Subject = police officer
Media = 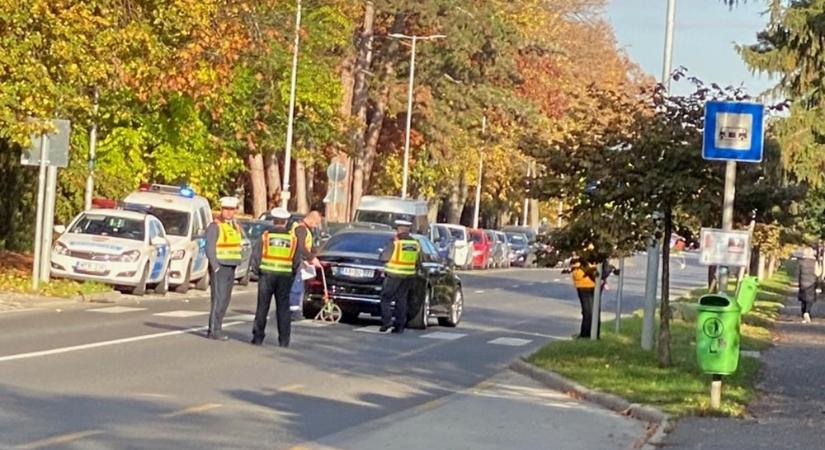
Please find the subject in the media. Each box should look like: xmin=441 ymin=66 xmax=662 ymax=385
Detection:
xmin=251 ymin=208 xmax=296 ymax=347
xmin=379 ymin=219 xmax=421 ymax=334
xmin=205 ymin=197 xmax=242 ymax=341
xmin=288 ymin=210 xmax=322 ymax=319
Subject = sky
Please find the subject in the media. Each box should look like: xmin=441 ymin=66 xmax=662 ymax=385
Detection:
xmin=606 ymin=0 xmax=776 ymax=96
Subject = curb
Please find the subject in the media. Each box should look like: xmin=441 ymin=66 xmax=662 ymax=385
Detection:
xmin=510 ymin=358 xmax=671 ymax=449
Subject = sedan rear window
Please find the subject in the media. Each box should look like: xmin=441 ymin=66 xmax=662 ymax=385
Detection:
xmin=71 ymin=214 xmax=145 ymax=241
xmin=449 ymin=228 xmax=466 ymax=241
xmin=322 ymin=233 xmax=393 ymax=255
xmin=470 ymin=231 xmax=483 ymax=243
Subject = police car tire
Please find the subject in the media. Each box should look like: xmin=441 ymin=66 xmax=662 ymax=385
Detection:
xmin=132 ymin=264 xmax=149 ymax=296
xmin=175 ymin=264 xmax=192 ymax=294
xmin=155 ymin=269 xmax=169 ymax=295
xmin=194 ymin=270 xmax=208 ymax=291
xmin=238 ymin=268 xmax=251 ymax=286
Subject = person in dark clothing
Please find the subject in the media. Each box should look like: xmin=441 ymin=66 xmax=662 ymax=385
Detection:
xmin=378 ymin=220 xmax=421 ymax=334
xmin=570 ymin=257 xmax=598 ymax=338
xmin=205 ymin=197 xmax=242 ymax=341
xmin=797 ymin=246 xmax=818 ymax=323
xmin=288 ymin=211 xmax=322 ymax=318
xmin=251 ymin=208 xmax=295 ymax=347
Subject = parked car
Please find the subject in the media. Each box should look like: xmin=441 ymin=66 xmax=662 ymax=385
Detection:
xmin=469 ymin=229 xmax=493 ymax=269
xmin=505 ymin=232 xmax=534 ymax=267
xmin=353 ymin=195 xmax=430 ymax=234
xmin=429 ymin=224 xmax=456 ymax=263
xmin=486 ymin=230 xmax=509 ymax=268
xmin=124 ymin=183 xmax=213 ymax=293
xmin=501 ymin=226 xmax=537 ymax=244
xmin=303 ymin=230 xmax=464 ymax=329
xmin=51 ymin=208 xmax=172 ymax=296
xmin=439 ymin=224 xmax=472 ymax=269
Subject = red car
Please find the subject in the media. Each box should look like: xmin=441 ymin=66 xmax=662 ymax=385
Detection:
xmin=469 ymin=229 xmax=492 ymax=269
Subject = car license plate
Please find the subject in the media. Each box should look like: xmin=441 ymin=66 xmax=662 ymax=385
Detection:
xmin=76 ymin=261 xmax=106 ymax=274
xmin=337 ymin=267 xmax=374 ymax=279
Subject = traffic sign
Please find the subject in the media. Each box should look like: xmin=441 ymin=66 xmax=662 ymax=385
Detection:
xmin=702 ymin=101 xmax=764 ymax=163
xmin=21 ymin=119 xmax=71 ymax=168
xmin=327 ymin=161 xmax=347 ymax=182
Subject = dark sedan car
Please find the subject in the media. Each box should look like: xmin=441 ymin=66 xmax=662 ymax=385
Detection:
xmin=303 ymin=230 xmax=464 ymax=329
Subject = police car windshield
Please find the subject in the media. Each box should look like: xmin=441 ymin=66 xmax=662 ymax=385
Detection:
xmin=322 ymin=232 xmax=392 ymax=256
xmin=151 ymin=208 xmax=190 ymax=237
xmin=71 ymin=214 xmax=145 ymax=241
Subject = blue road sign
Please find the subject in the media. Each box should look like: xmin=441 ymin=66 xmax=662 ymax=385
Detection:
xmin=702 ymin=101 xmax=765 ymax=163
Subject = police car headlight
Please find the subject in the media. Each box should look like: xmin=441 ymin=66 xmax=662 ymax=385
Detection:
xmin=54 ymin=242 xmax=69 ymax=255
xmin=117 ymin=250 xmax=141 ymax=262
xmin=171 ymin=249 xmax=186 ymax=260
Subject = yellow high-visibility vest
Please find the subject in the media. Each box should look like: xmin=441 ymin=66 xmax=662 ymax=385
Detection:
xmin=385 ymin=239 xmax=419 ymax=277
xmin=291 ymin=221 xmax=313 ymax=251
xmin=216 ymin=221 xmax=242 ymax=265
xmin=260 ymin=231 xmax=296 ymax=274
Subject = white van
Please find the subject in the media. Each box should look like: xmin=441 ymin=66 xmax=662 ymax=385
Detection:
xmin=438 ymin=223 xmax=472 ymax=269
xmin=123 ymin=184 xmax=215 ymax=293
xmin=354 ymin=196 xmax=429 ymax=234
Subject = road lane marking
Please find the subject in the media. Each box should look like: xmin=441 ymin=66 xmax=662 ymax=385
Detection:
xmin=225 ymin=314 xmax=256 ymax=321
xmin=17 ymin=430 xmax=104 ymax=449
xmin=0 ymin=321 xmax=244 ymax=363
xmin=153 ymin=310 xmax=209 ymax=318
xmin=87 ymin=306 xmax=147 ymax=314
xmin=279 ymin=384 xmax=305 ymax=392
xmin=488 ymin=337 xmax=532 ymax=346
xmin=354 ymin=326 xmax=385 ymax=334
xmin=293 ymin=320 xmax=332 ymax=328
xmin=474 ymin=290 xmax=486 ymax=294
xmin=161 ymin=403 xmax=223 ymax=418
xmin=421 ymin=331 xmax=466 ymax=341
xmin=511 ymin=284 xmax=521 ymax=288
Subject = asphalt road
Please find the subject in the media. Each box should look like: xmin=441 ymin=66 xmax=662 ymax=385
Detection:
xmin=0 ymin=253 xmax=704 ymax=449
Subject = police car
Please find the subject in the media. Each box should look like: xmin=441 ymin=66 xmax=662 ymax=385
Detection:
xmin=51 ymin=209 xmax=172 ymax=295
xmin=124 ymin=184 xmax=252 ymax=292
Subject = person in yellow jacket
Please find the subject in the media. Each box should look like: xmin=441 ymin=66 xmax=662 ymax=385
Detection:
xmin=571 ymin=257 xmax=598 ymax=338
xmin=205 ymin=197 xmax=243 ymax=341
xmin=378 ymin=220 xmax=421 ymax=334
xmin=251 ymin=208 xmax=296 ymax=347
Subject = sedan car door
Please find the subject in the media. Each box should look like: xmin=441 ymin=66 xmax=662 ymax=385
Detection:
xmin=147 ymin=218 xmax=170 ymax=282
xmin=415 ymin=237 xmax=452 ymax=315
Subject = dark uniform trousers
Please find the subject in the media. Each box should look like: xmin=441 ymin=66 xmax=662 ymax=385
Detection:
xmin=381 ymin=275 xmax=413 ymax=330
xmin=209 ymin=266 xmax=237 ymax=335
xmin=576 ymin=288 xmax=600 ymax=338
xmin=253 ymin=272 xmax=294 ymax=345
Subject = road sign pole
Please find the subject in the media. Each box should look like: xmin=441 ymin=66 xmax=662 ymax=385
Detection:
xmin=717 ymin=161 xmax=737 ymax=293
xmin=84 ymin=87 xmax=99 ymax=211
xmin=40 ymin=166 xmax=58 ymax=282
xmin=642 ymin=241 xmax=659 ymax=350
xmin=590 ymin=264 xmax=603 ymax=340
xmin=32 ymin=134 xmax=49 ymax=290
xmin=615 ymin=257 xmax=625 ymax=333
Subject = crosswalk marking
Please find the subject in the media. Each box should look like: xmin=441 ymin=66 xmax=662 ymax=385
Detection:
xmin=474 ymin=290 xmax=486 ymax=294
xmin=488 ymin=337 xmax=532 ymax=347
xmin=225 ymin=314 xmax=256 ymax=321
xmin=153 ymin=310 xmax=209 ymax=318
xmin=293 ymin=320 xmax=332 ymax=328
xmin=354 ymin=326 xmax=386 ymax=334
xmin=87 ymin=306 xmax=147 ymax=314
xmin=421 ymin=331 xmax=467 ymax=341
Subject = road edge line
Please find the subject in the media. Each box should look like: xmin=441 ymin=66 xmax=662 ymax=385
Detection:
xmin=509 ymin=357 xmax=671 ymax=450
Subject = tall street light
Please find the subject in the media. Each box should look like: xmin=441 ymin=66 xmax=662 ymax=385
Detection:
xmin=281 ymin=0 xmax=302 ymax=209
xmin=388 ymin=33 xmax=446 ymax=199
xmin=472 ymin=116 xmax=486 ymax=229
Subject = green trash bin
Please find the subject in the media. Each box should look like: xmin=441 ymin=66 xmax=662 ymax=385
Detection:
xmin=736 ymin=276 xmax=759 ymax=315
xmin=696 ymin=294 xmax=741 ymax=375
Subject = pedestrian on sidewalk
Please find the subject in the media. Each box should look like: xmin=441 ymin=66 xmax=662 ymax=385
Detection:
xmin=205 ymin=197 xmax=242 ymax=341
xmin=796 ymin=246 xmax=818 ymax=323
xmin=251 ymin=208 xmax=296 ymax=347
xmin=378 ymin=220 xmax=421 ymax=334
xmin=571 ymin=257 xmax=598 ymax=338
xmin=288 ymin=211 xmax=322 ymax=319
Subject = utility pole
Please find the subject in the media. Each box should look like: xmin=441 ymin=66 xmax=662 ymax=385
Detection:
xmin=84 ymin=87 xmax=99 ymax=211
xmin=472 ymin=116 xmax=486 ymax=229
xmin=281 ymin=0 xmax=302 ymax=210
xmin=643 ymin=0 xmax=676 ymax=351
xmin=390 ymin=33 xmax=445 ymax=199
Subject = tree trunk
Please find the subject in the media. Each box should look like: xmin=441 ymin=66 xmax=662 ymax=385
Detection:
xmin=757 ymin=251 xmax=766 ymax=281
xmin=295 ymin=159 xmax=309 ymax=214
xmin=658 ymin=207 xmax=673 ymax=367
xmin=265 ymin=152 xmax=281 ymax=207
xmin=530 ymin=199 xmax=540 ymax=229
xmin=447 ymin=172 xmax=469 ymax=224
xmin=349 ymin=2 xmax=376 ymax=214
xmin=247 ymin=153 xmax=267 ymax=218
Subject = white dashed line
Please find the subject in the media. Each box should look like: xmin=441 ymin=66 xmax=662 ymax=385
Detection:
xmin=354 ymin=326 xmax=386 ymax=334
xmin=293 ymin=320 xmax=332 ymax=328
xmin=421 ymin=331 xmax=467 ymax=341
xmin=225 ymin=314 xmax=256 ymax=321
xmin=153 ymin=310 xmax=209 ymax=318
xmin=511 ymin=284 xmax=521 ymax=288
xmin=474 ymin=290 xmax=486 ymax=294
xmin=488 ymin=337 xmax=532 ymax=347
xmin=87 ymin=306 xmax=147 ymax=314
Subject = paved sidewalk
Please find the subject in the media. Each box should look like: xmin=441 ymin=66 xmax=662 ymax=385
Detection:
xmin=305 ymin=370 xmax=647 ymax=450
xmin=664 ymin=300 xmax=825 ymax=450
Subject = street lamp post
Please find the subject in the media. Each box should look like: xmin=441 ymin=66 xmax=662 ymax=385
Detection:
xmin=389 ymin=33 xmax=446 ymax=199
xmin=472 ymin=116 xmax=486 ymax=229
xmin=281 ymin=0 xmax=302 ymax=209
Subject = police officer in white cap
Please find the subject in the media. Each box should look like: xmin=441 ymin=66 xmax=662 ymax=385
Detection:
xmin=378 ymin=219 xmax=421 ymax=334
xmin=205 ymin=196 xmax=242 ymax=340
xmin=250 ymin=208 xmax=296 ymax=347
